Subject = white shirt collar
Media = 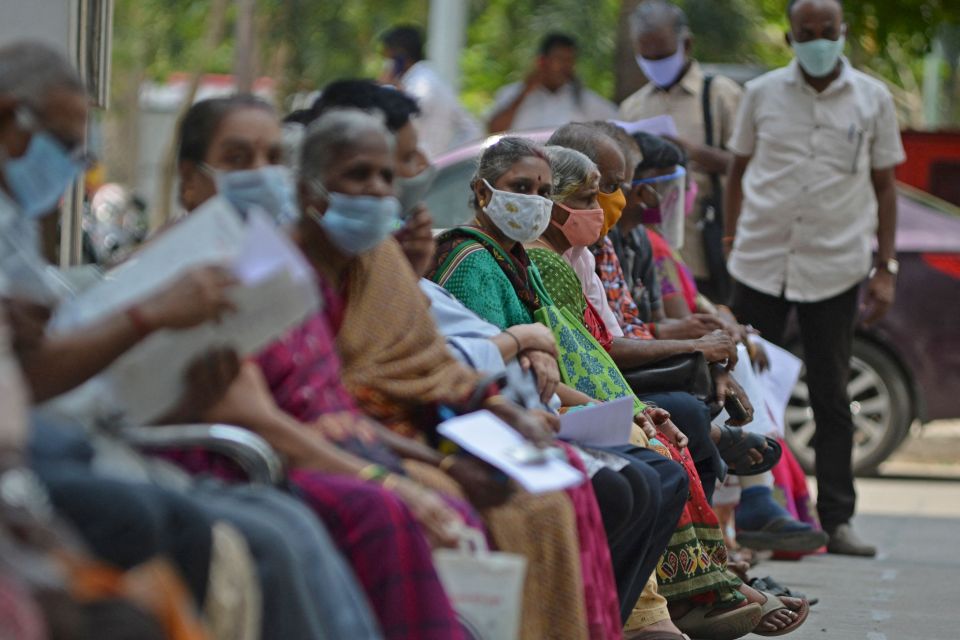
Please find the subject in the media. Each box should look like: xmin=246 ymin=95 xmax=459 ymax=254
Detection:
xmin=786 ymin=57 xmax=853 ymax=95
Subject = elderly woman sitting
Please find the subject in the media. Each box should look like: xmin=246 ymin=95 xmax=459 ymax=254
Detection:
xmin=287 ymin=108 xmax=626 ymax=640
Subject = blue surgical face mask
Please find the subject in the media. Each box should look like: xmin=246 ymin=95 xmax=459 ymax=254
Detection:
xmin=307 ymin=185 xmax=401 ymax=256
xmin=2 ymin=109 xmax=84 ymax=219
xmin=792 ymin=33 xmax=845 ymax=78
xmin=204 ymin=164 xmax=298 ymax=225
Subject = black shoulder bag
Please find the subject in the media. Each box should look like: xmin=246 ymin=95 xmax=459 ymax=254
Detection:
xmin=700 ymin=75 xmax=732 ymax=304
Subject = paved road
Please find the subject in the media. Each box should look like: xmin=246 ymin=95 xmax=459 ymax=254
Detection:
xmin=741 ymin=477 xmax=960 ymax=640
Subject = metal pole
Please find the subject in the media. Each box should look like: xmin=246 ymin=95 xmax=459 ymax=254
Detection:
xmin=233 ymin=0 xmax=256 ymax=93
xmin=426 ymin=0 xmax=468 ymax=91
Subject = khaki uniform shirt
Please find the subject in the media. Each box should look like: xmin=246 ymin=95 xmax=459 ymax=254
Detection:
xmin=619 ymin=61 xmax=743 ymax=279
xmin=727 ymin=59 xmax=906 ymax=302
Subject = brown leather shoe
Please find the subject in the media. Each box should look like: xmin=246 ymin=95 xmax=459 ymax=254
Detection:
xmin=826 ymin=523 xmax=877 ymax=557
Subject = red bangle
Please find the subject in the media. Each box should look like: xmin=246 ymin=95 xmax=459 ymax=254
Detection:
xmin=126 ymin=305 xmax=153 ymax=338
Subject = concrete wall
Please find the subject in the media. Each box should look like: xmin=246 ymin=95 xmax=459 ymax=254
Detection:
xmin=0 ymin=0 xmax=72 ymax=52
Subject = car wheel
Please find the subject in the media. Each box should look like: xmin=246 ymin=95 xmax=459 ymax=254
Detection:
xmin=784 ymin=338 xmax=914 ymax=477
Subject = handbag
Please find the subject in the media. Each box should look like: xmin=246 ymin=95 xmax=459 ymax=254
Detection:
xmin=433 ymin=528 xmax=527 ymax=640
xmin=622 ymin=352 xmax=714 ymax=404
xmin=700 ymin=74 xmax=732 ymax=304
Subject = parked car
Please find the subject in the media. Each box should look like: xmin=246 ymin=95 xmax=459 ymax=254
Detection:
xmin=784 ymin=184 xmax=960 ymax=475
xmin=425 ymin=133 xmax=960 ymax=476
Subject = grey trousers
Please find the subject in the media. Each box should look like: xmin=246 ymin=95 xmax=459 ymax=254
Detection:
xmin=30 ymin=416 xmax=383 ymax=640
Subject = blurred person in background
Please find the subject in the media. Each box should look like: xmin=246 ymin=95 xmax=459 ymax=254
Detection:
xmin=487 ymin=33 xmax=617 ymax=133
xmin=724 ymin=0 xmax=905 ymax=558
xmin=379 ymin=25 xmax=481 ymax=158
xmin=621 ymin=0 xmax=743 ymax=303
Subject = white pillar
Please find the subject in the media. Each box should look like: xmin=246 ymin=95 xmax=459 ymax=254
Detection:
xmin=922 ymin=39 xmax=944 ymax=129
xmin=426 ymin=0 xmax=468 ymax=91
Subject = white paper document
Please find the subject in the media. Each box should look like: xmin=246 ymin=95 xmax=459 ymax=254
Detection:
xmin=51 ymin=198 xmax=319 ymax=424
xmin=52 ymin=197 xmax=247 ymax=330
xmin=711 ymin=343 xmax=779 ymax=437
xmin=437 ymin=411 xmax=586 ymax=494
xmin=752 ymin=336 xmax=804 ymax=436
xmin=558 ymin=396 xmax=634 ymax=447
xmin=609 ymin=114 xmax=679 ymax=138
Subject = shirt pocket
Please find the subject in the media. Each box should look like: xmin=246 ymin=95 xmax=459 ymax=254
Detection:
xmin=816 ymin=103 xmax=873 ymax=174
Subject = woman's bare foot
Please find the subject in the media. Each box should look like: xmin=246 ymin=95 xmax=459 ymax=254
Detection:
xmin=739 ymin=583 xmax=804 ymax=633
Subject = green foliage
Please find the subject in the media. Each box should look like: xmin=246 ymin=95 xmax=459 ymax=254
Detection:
xmin=461 ymin=0 xmax=620 ymax=114
xmin=110 ymin=0 xmax=956 ymax=122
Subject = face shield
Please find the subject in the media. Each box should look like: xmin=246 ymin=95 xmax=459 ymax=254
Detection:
xmin=633 ymin=166 xmax=686 ymax=249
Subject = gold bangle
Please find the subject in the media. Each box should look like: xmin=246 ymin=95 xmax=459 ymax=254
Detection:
xmin=503 ymin=329 xmax=523 ymax=354
xmin=357 ymin=464 xmax=389 ymax=483
xmin=382 ymin=473 xmax=402 ymax=491
xmin=438 ymin=455 xmax=458 ymax=473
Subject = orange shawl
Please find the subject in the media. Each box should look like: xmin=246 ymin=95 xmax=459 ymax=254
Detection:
xmin=333 ymin=239 xmax=480 ymax=431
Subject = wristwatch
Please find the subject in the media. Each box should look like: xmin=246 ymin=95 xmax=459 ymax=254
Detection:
xmin=877 ymin=258 xmax=900 ymax=275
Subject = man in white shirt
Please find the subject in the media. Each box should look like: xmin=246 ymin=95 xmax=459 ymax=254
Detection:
xmin=724 ymin=0 xmax=905 ymax=557
xmin=487 ymin=33 xmax=617 ymax=134
xmin=380 ymin=25 xmax=481 ymax=159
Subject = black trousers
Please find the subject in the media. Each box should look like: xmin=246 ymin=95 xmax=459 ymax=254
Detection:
xmin=593 ymin=447 xmax=689 ymax=623
xmin=636 ymin=390 xmax=723 ymax=504
xmin=731 ymin=280 xmax=860 ymax=531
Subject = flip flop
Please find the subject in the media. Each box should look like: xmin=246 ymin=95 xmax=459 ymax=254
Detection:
xmin=623 ymin=632 xmax=692 ymax=640
xmin=716 ymin=425 xmax=782 ymax=476
xmin=750 ymin=576 xmax=819 ymax=607
xmin=752 ymin=591 xmax=810 ymax=637
xmin=736 ymin=517 xmax=829 ymax=552
xmin=673 ymin=601 xmax=762 ymax=640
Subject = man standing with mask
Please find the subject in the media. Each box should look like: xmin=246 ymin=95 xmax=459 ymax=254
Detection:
xmin=620 ymin=0 xmax=743 ymax=302
xmin=724 ymin=0 xmax=905 ymax=557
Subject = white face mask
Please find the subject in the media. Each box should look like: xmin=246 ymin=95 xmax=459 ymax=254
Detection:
xmin=480 ymin=179 xmax=553 ymax=244
xmin=635 ymin=40 xmax=686 ymax=89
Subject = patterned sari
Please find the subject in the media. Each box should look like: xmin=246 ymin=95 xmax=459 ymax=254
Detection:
xmin=316 ymin=237 xmax=621 ymax=640
xmin=647 ymin=228 xmax=698 ymax=314
xmin=524 ymin=246 xmax=745 ymax=606
xmin=432 ymin=228 xmax=645 ymax=416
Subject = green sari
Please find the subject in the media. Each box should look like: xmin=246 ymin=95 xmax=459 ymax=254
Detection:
xmin=429 ymin=227 xmax=644 ymax=414
xmin=528 ymin=244 xmax=746 ymax=605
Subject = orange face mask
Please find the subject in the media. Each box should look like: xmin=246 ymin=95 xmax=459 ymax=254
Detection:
xmin=597 ymin=187 xmax=627 ymax=238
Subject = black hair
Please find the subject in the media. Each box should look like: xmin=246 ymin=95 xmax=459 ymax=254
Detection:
xmin=283 ymin=108 xmax=314 ymax=126
xmin=381 ymin=25 xmax=424 ymax=61
xmin=538 ymin=32 xmax=578 ymax=56
xmin=631 ymin=132 xmax=686 ymax=176
xmin=177 ymin=94 xmax=275 ymax=163
xmin=310 ymin=79 xmax=420 ymax=133
xmin=787 ymin=0 xmax=843 ymax=20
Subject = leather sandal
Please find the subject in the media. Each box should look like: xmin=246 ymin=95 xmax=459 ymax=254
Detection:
xmin=749 ymin=576 xmax=819 ymax=607
xmin=752 ymin=591 xmax=810 ymax=637
xmin=674 ymin=601 xmax=762 ymax=640
xmin=716 ymin=425 xmax=782 ymax=475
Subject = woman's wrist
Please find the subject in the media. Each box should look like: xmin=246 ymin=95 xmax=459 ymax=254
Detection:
xmin=438 ymin=455 xmax=458 ymax=473
xmin=358 ymin=463 xmax=390 ymax=484
xmin=125 ymin=304 xmax=155 ymax=338
xmin=503 ymin=328 xmax=523 ymax=354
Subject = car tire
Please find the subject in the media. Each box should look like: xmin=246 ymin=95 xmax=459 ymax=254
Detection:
xmin=784 ymin=337 xmax=914 ymax=477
